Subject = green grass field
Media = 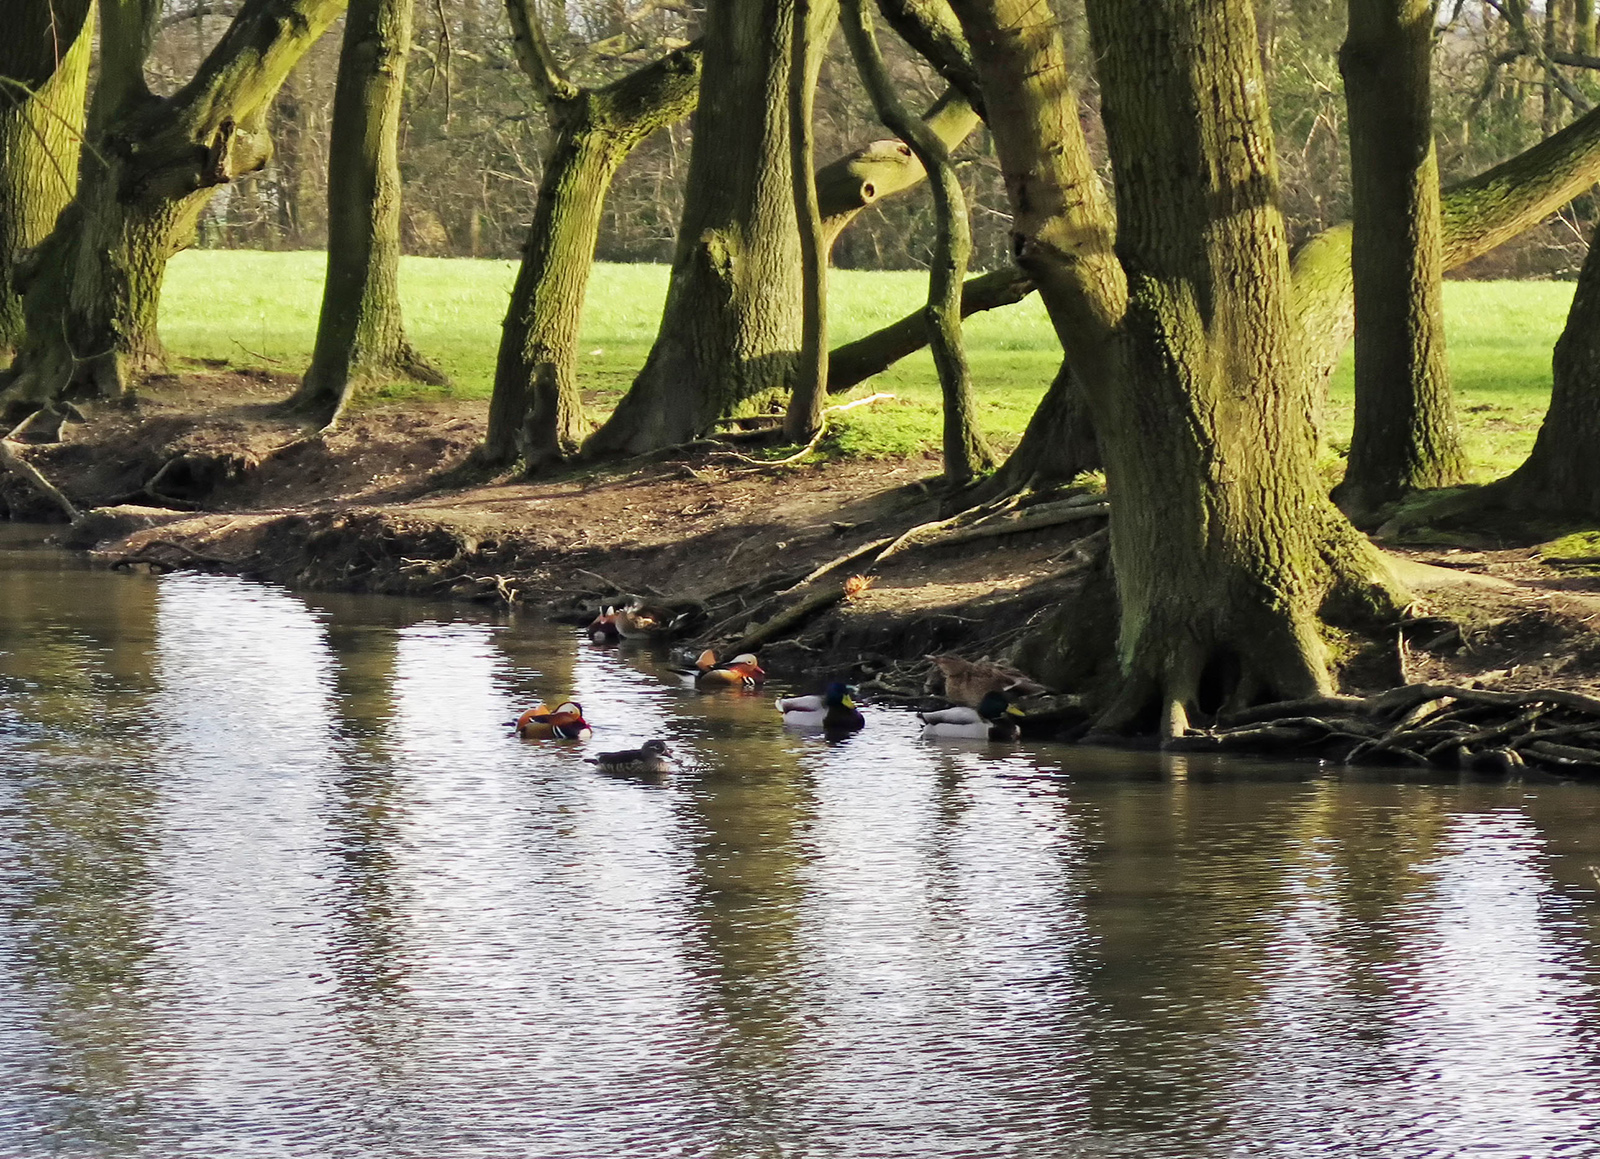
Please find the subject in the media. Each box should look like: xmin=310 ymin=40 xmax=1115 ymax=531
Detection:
xmin=161 ymin=249 xmax=1573 ymax=479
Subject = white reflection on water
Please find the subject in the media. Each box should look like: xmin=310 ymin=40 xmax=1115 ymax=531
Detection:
xmin=5 ymin=562 xmax=1600 ymax=1158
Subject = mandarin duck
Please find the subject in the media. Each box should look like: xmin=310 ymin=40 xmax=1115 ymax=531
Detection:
xmin=693 ymin=650 xmax=766 ymax=689
xmin=513 ymin=701 xmax=592 ymax=740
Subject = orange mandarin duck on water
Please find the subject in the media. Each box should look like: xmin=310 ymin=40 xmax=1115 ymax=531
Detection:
xmin=512 ymin=701 xmax=592 ymax=740
xmin=692 ymin=650 xmax=766 ymax=689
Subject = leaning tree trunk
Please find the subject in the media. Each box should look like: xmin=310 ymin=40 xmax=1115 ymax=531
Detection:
xmin=782 ymin=0 xmax=836 ymax=443
xmin=0 ymin=0 xmax=94 ymax=362
xmin=1490 ymin=218 xmax=1600 ymax=512
xmin=0 ymin=0 xmax=349 ymax=422
xmin=1332 ymin=0 xmax=1464 ymax=518
xmin=952 ymin=0 xmax=1407 ymax=736
xmin=291 ymin=0 xmax=443 ymax=427
xmin=584 ymin=0 xmax=803 ymax=457
xmin=842 ymin=0 xmax=992 ymax=482
xmin=483 ymin=41 xmax=702 ymax=468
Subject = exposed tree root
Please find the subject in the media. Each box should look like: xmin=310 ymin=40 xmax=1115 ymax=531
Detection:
xmin=1163 ymin=682 xmax=1600 ymax=775
xmin=0 ymin=438 xmax=80 ymax=521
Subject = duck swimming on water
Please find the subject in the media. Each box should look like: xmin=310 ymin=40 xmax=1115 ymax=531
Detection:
xmin=513 ymin=701 xmax=592 ymax=740
xmin=776 ymin=682 xmax=864 ymax=732
xmin=919 ymin=691 xmax=1024 ymax=741
xmin=692 ymin=650 xmax=766 ymax=689
xmin=587 ymin=607 xmax=622 ymax=644
xmin=587 ymin=738 xmax=676 ymax=776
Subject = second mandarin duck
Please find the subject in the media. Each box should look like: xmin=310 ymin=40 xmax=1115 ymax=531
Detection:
xmin=693 ymin=650 xmax=766 ymax=689
xmin=513 ymin=701 xmax=592 ymax=740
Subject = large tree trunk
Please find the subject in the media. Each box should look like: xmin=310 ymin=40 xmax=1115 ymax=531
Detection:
xmin=1490 ymin=219 xmax=1600 ymax=511
xmin=0 ymin=0 xmax=94 ymax=362
xmin=0 ymin=0 xmax=348 ymax=422
xmin=952 ymin=0 xmax=1407 ymax=735
xmin=291 ymin=0 xmax=443 ymax=427
xmin=584 ymin=0 xmax=803 ymax=457
xmin=842 ymin=0 xmax=991 ymax=481
xmin=1332 ymin=0 xmax=1464 ymax=517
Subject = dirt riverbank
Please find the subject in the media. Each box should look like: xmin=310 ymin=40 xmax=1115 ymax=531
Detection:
xmin=9 ymin=372 xmax=1600 ymax=754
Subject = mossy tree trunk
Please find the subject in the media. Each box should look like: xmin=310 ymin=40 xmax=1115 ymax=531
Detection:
xmin=0 ymin=0 xmax=94 ymax=363
xmin=0 ymin=0 xmax=348 ymax=421
xmin=1490 ymin=219 xmax=1600 ymax=512
xmin=584 ymin=0 xmax=805 ymax=457
xmin=951 ymin=0 xmax=1408 ymax=735
xmin=842 ymin=0 xmax=991 ymax=482
xmin=481 ymin=4 xmax=701 ymax=470
xmin=1332 ymin=0 xmax=1464 ymax=518
xmin=290 ymin=0 xmax=443 ymax=427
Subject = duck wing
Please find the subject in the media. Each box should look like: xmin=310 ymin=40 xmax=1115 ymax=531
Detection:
xmin=777 ymin=694 xmax=825 ymax=713
xmin=917 ymin=705 xmax=983 ymax=726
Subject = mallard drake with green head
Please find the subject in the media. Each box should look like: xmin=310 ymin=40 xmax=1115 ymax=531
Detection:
xmin=918 ymin=691 xmax=1024 ymax=741
xmin=776 ymin=683 xmax=864 ymax=732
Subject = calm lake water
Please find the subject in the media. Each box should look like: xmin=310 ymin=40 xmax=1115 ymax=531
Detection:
xmin=4 ymin=525 xmax=1600 ymax=1157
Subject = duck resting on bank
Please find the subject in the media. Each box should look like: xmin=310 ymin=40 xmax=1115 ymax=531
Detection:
xmin=692 ymin=650 xmax=766 ymax=689
xmin=776 ymin=683 xmax=865 ymax=732
xmin=614 ymin=600 xmax=691 ymax=639
xmin=512 ymin=701 xmax=592 ymax=740
xmin=918 ymin=691 xmax=1024 ymax=741
xmin=587 ymin=738 xmax=676 ymax=776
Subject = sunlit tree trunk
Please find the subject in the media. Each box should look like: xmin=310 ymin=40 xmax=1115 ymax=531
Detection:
xmin=291 ymin=0 xmax=444 ymax=427
xmin=1333 ymin=0 xmax=1464 ymax=517
xmin=842 ymin=0 xmax=991 ymax=481
xmin=0 ymin=0 xmax=93 ymax=363
xmin=585 ymin=0 xmax=804 ymax=456
xmin=0 ymin=0 xmax=348 ymax=421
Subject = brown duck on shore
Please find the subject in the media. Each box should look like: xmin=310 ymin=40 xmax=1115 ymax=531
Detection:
xmin=926 ymin=654 xmax=1049 ymax=707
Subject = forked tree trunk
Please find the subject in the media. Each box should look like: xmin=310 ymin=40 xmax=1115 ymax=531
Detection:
xmin=291 ymin=0 xmax=443 ymax=427
xmin=0 ymin=0 xmax=94 ymax=362
xmin=1332 ymin=0 xmax=1464 ymax=517
xmin=585 ymin=0 xmax=804 ymax=457
xmin=952 ymin=0 xmax=1407 ymax=735
xmin=842 ymin=0 xmax=992 ymax=482
xmin=0 ymin=0 xmax=348 ymax=422
xmin=485 ymin=44 xmax=702 ymax=468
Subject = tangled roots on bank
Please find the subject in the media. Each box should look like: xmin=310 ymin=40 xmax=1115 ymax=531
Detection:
xmin=1164 ymin=683 xmax=1600 ymax=775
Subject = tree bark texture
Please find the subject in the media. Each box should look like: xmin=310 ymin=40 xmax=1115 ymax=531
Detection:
xmin=0 ymin=0 xmax=349 ymax=419
xmin=952 ymin=0 xmax=1406 ymax=732
xmin=1493 ymin=219 xmax=1600 ymax=512
xmin=585 ymin=0 xmax=804 ymax=456
xmin=842 ymin=0 xmax=992 ymax=481
xmin=0 ymin=0 xmax=94 ymax=361
xmin=292 ymin=0 xmax=443 ymax=427
xmin=1333 ymin=0 xmax=1464 ymax=516
xmin=484 ymin=44 xmax=702 ymax=468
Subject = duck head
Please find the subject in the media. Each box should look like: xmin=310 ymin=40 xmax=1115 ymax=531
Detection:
xmin=977 ymin=691 xmax=1024 ymax=720
xmin=641 ymin=738 xmax=672 ymax=757
xmin=823 ymin=682 xmax=856 ymax=708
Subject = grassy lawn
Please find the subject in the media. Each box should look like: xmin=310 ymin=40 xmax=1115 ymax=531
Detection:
xmin=162 ymin=249 xmax=1571 ymax=477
